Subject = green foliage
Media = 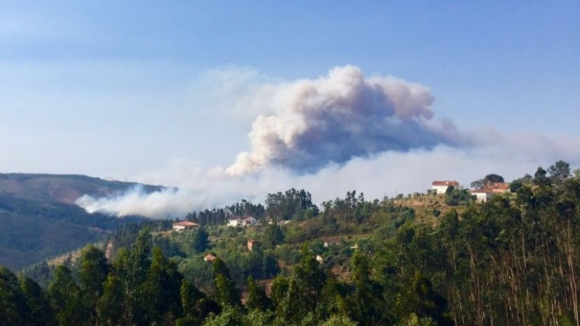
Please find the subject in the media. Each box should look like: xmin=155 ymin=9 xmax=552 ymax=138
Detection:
xmin=263 ymin=223 xmax=285 ymax=248
xmin=321 ymin=314 xmax=358 ymax=326
xmin=509 ymin=179 xmax=523 ymax=192
xmin=180 ymin=278 xmax=220 ymax=323
xmin=187 ymin=199 xmax=265 ymax=226
xmin=212 ymin=258 xmax=242 ymax=309
xmin=471 ymin=173 xmax=505 ymax=189
xmin=548 ymin=160 xmax=572 ymax=183
xmin=533 ymin=166 xmax=551 ymax=187
xmin=193 ymin=227 xmax=211 ymax=253
xmin=145 ymin=247 xmax=184 ymax=324
xmin=21 ymin=261 xmax=54 ymax=288
xmin=19 ymin=274 xmax=56 ymax=326
xmin=96 ymin=273 xmax=125 ymax=326
xmin=78 ymin=245 xmax=109 ymax=325
xmin=444 ymin=186 xmax=473 ymax=206
xmin=0 ymin=266 xmax=30 ymax=325
xmin=246 ymin=276 xmax=272 ymax=311
xmin=47 ymin=265 xmax=84 ymax=326
xmin=266 ymin=188 xmax=319 ymax=221
xmin=397 ymin=313 xmax=436 ymax=326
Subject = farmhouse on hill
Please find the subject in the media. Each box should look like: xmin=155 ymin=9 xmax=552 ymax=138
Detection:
xmin=322 ymin=237 xmax=341 ymax=248
xmin=432 ymin=180 xmax=460 ymax=194
xmin=172 ymin=221 xmax=199 ymax=232
xmin=227 ymin=215 xmax=257 ymax=227
xmin=471 ymin=182 xmax=511 ymax=202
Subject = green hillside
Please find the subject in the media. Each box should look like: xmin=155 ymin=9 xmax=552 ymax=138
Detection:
xmin=0 ymin=173 xmax=157 ymax=270
xmin=8 ymin=163 xmax=580 ymax=326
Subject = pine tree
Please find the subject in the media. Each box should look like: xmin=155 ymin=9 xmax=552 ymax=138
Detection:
xmin=19 ymin=274 xmax=56 ymax=326
xmin=47 ymin=265 xmax=84 ymax=326
xmin=78 ymin=244 xmax=109 ymax=325
xmin=97 ymin=273 xmax=126 ymax=326
xmin=212 ymin=258 xmax=241 ymax=309
xmin=0 ymin=266 xmax=29 ymax=326
xmin=192 ymin=227 xmax=210 ymax=253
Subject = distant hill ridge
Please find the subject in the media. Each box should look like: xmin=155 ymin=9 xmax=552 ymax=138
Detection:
xmin=0 ymin=173 xmax=163 ymax=204
xmin=0 ymin=173 xmax=159 ymax=270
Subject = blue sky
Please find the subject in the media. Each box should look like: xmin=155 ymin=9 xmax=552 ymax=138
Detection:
xmin=1 ymin=1 xmax=579 ymax=213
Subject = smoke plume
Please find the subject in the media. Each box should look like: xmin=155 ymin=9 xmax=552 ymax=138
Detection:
xmin=227 ymin=65 xmax=467 ymax=176
xmin=73 ymin=66 xmax=580 ymax=219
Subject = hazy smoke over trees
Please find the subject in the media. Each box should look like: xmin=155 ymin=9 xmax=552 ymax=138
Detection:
xmin=227 ymin=65 xmax=466 ymax=176
xmin=73 ymin=66 xmax=580 ymax=219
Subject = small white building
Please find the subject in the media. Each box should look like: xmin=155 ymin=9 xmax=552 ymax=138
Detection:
xmin=227 ymin=217 xmax=243 ymax=227
xmin=471 ymin=190 xmax=492 ymax=202
xmin=242 ymin=216 xmax=257 ymax=227
xmin=227 ymin=216 xmax=257 ymax=227
xmin=432 ymin=181 xmax=460 ymax=194
xmin=173 ymin=221 xmax=199 ymax=232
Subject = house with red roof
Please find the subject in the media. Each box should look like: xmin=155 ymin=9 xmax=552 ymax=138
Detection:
xmin=432 ymin=181 xmax=460 ymax=194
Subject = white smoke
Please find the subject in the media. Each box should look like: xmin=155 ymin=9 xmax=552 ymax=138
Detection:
xmin=75 ymin=186 xmax=196 ymax=218
xmin=75 ymin=133 xmax=580 ymax=219
xmin=226 ymin=65 xmax=468 ymax=176
xmin=73 ymin=66 xmax=580 ymax=219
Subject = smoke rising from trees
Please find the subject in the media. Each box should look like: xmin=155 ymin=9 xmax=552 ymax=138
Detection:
xmin=73 ymin=66 xmax=580 ymax=219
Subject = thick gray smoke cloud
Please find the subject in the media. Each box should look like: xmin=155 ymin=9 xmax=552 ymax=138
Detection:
xmin=227 ymin=65 xmax=466 ymax=176
xmin=73 ymin=66 xmax=580 ymax=219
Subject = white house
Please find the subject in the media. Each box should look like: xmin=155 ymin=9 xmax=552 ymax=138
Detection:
xmin=227 ymin=217 xmax=243 ymax=227
xmin=322 ymin=237 xmax=340 ymax=248
xmin=471 ymin=189 xmax=492 ymax=202
xmin=470 ymin=183 xmax=510 ymax=202
xmin=172 ymin=221 xmax=199 ymax=232
xmin=227 ymin=216 xmax=257 ymax=227
xmin=242 ymin=216 xmax=257 ymax=227
xmin=432 ymin=181 xmax=460 ymax=194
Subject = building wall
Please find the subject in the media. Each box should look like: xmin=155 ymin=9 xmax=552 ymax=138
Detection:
xmin=473 ymin=192 xmax=491 ymax=202
xmin=432 ymin=185 xmax=449 ymax=194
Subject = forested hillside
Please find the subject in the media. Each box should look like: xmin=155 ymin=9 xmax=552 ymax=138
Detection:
xmin=0 ymin=173 xmax=156 ymax=269
xmin=3 ymin=163 xmax=580 ymax=325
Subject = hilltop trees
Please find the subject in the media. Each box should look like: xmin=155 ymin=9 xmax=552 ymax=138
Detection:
xmin=444 ymin=185 xmax=473 ymax=206
xmin=470 ymin=173 xmax=505 ymax=189
xmin=266 ymin=188 xmax=319 ymax=221
xmin=548 ymin=160 xmax=572 ymax=183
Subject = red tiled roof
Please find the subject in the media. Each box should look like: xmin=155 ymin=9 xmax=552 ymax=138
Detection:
xmin=470 ymin=189 xmax=491 ymax=193
xmin=432 ymin=181 xmax=459 ymax=186
xmin=488 ymin=182 xmax=509 ymax=189
xmin=204 ymin=254 xmax=217 ymax=261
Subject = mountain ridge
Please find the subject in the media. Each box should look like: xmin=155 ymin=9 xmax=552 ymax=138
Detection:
xmin=0 ymin=173 xmax=161 ymax=270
